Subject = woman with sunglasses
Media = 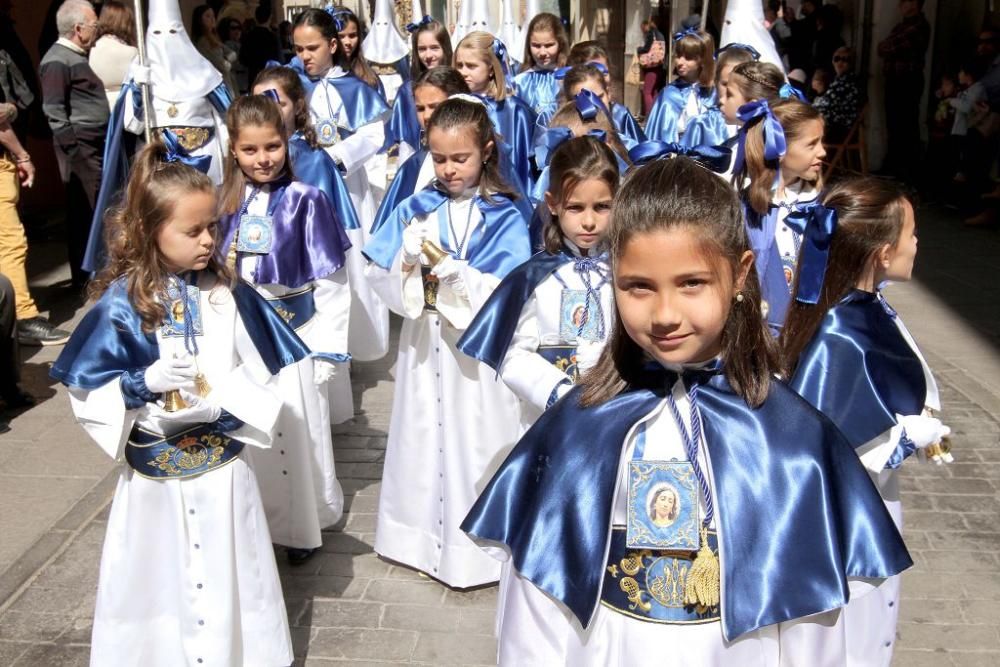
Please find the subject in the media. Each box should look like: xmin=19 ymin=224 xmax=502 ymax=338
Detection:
xmin=814 ymin=46 xmax=863 ymax=143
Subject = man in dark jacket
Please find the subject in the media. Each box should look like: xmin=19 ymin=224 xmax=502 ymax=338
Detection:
xmin=240 ymin=3 xmax=282 ymax=87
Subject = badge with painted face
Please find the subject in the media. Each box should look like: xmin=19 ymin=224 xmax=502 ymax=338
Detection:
xmin=559 ymin=289 xmax=601 ymax=343
xmin=626 ymin=461 xmax=700 ymax=551
xmin=315 ymin=119 xmax=341 ymax=147
xmin=160 ymin=283 xmax=203 ymax=338
xmin=236 ymin=215 xmax=274 ymax=254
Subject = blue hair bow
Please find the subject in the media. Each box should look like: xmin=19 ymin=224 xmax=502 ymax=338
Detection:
xmin=492 ymin=38 xmax=516 ymax=92
xmin=554 ymin=61 xmax=610 ymax=80
xmin=779 ymin=82 xmax=809 ymax=102
xmin=733 ymin=99 xmax=786 ymax=175
xmin=673 ymin=26 xmax=699 ymax=42
xmin=587 ymin=61 xmax=610 ymax=75
xmin=258 ymin=88 xmax=280 ymax=103
xmin=716 ymin=42 xmax=762 ymax=61
xmin=161 ymin=129 xmax=212 ymax=174
xmin=784 ymin=201 xmax=838 ymax=304
xmin=628 ymin=140 xmax=732 ymax=173
xmin=574 ymin=89 xmax=608 ymax=121
xmin=534 ymin=126 xmax=607 ymax=168
xmin=406 ymin=14 xmax=434 ymax=33
xmin=325 ymin=7 xmax=351 ymax=32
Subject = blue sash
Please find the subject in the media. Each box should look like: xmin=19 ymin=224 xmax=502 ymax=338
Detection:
xmin=265 ymin=286 xmax=317 ymax=331
xmin=125 ymin=423 xmax=245 ymax=480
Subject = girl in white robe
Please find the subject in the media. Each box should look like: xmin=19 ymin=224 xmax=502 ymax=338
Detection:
xmin=50 ymin=140 xmax=305 ymax=667
xmin=217 ymin=95 xmax=353 ymax=565
xmin=364 ymin=97 xmax=532 ymax=588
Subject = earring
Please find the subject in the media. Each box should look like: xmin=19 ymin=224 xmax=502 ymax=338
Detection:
xmin=735 ymin=292 xmax=745 ymax=303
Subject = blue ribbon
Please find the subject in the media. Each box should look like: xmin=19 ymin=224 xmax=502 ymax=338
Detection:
xmin=628 ymin=140 xmax=732 ymax=173
xmin=258 ymin=88 xmax=280 ymax=103
xmin=161 ymin=129 xmax=213 ymax=174
xmin=493 ymin=38 xmax=515 ymax=92
xmin=673 ymin=26 xmax=699 ymax=42
xmin=783 ymin=201 xmax=838 ymax=304
xmin=535 ymin=126 xmax=609 ymax=168
xmin=554 ymin=61 xmax=609 ymax=80
xmin=325 ymin=7 xmax=351 ymax=32
xmin=779 ymin=83 xmax=808 ymax=102
xmin=716 ymin=42 xmax=761 ymax=61
xmin=587 ymin=61 xmax=610 ymax=76
xmin=733 ymin=99 xmax=786 ymax=175
xmin=405 ymin=14 xmax=434 ymax=33
xmin=574 ymin=89 xmax=608 ymax=121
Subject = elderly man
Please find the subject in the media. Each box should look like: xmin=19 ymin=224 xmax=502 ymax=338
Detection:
xmin=39 ymin=0 xmax=109 ymax=291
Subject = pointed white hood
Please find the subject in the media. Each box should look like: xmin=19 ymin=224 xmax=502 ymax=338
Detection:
xmin=720 ymin=0 xmax=785 ymax=70
xmin=453 ymin=0 xmax=495 ymax=45
xmin=363 ymin=0 xmax=410 ymax=64
xmin=145 ymin=0 xmax=223 ymax=101
xmin=498 ymin=0 xmax=521 ymax=58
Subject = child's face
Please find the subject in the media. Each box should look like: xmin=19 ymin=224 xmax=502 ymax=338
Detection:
xmin=416 ymin=31 xmax=445 ymax=69
xmin=674 ymin=54 xmax=700 ymax=81
xmin=716 ymin=63 xmax=735 ymax=105
xmin=252 ymin=82 xmax=297 ymax=139
xmin=338 ymin=20 xmax=359 ymax=60
xmin=529 ymin=29 xmax=560 ymax=69
xmin=545 ymin=177 xmax=613 ymax=254
xmin=940 ymin=78 xmax=957 ymax=97
xmin=569 ymin=79 xmax=611 ymax=109
xmin=233 ymin=123 xmax=287 ymax=184
xmin=781 ymin=119 xmax=826 ymax=183
xmin=428 ymin=125 xmax=492 ymax=196
xmin=156 ymin=189 xmax=217 ymax=274
xmin=614 ymin=228 xmax=751 ymax=367
xmin=882 ymin=200 xmax=918 ymax=282
xmin=414 ymin=84 xmax=448 ymax=130
xmin=455 ymin=47 xmax=491 ymax=94
xmin=293 ymin=25 xmax=336 ymax=77
xmin=721 ymin=75 xmax=749 ymax=125
xmin=958 ymin=70 xmax=972 ymax=87
xmin=811 ymin=73 xmax=827 ymax=94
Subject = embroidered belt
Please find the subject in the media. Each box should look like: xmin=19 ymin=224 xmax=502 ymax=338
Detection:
xmin=421 ymin=266 xmax=439 ymax=312
xmin=265 ymin=286 xmax=316 ymax=330
xmin=125 ymin=423 xmax=244 ymax=480
xmin=537 ymin=345 xmax=579 ymax=383
xmin=601 ymin=526 xmax=720 ymax=624
xmin=158 ymin=126 xmax=214 ymax=152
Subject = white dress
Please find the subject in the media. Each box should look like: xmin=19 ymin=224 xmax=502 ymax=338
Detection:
xmin=239 ymin=183 xmax=351 ymax=550
xmin=75 ymin=276 xmax=292 ymax=667
xmin=309 ymin=66 xmax=390 ymax=363
xmin=499 ymin=249 xmax=614 ymax=430
xmin=366 ymin=193 xmax=523 ymax=588
xmin=494 ymin=377 xmax=876 ymax=666
xmin=840 ymin=306 xmax=942 ymax=667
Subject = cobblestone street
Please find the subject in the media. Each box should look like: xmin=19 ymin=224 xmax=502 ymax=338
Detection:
xmin=0 ymin=204 xmax=998 ymax=665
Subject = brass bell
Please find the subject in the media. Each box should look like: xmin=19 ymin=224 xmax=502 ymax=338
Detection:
xmin=421 ymin=239 xmax=449 ymax=267
xmin=163 ymin=389 xmax=188 ymax=412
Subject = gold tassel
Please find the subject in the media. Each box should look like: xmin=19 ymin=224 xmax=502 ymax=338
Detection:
xmin=194 ymin=372 xmax=212 ymax=398
xmin=685 ymin=525 xmax=720 ymax=613
xmin=225 ymin=234 xmax=239 ymax=271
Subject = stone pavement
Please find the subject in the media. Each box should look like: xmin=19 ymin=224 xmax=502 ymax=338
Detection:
xmin=1 ymin=205 xmax=999 ymax=665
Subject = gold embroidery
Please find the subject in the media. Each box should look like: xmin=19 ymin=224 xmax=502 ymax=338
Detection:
xmin=620 ymin=577 xmax=652 ymax=612
xmin=166 ymin=126 xmax=211 ymax=151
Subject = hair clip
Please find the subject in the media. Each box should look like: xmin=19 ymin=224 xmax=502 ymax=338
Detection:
xmin=406 ymin=14 xmax=434 ymax=33
xmin=325 ymin=7 xmax=351 ymax=32
xmin=673 ymin=26 xmax=700 ymax=42
xmin=448 ymin=93 xmax=488 ymax=108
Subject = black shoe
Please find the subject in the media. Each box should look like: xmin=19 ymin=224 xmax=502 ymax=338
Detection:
xmin=16 ymin=317 xmax=71 ymax=346
xmin=0 ymin=418 xmax=8 ymax=434
xmin=286 ymin=547 xmax=318 ymax=565
xmin=1 ymin=389 xmax=35 ymax=409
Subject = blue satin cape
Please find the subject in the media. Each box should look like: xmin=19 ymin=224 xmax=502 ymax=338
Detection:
xmin=645 ymin=79 xmax=716 ymax=144
xmin=514 ymin=68 xmax=561 ymax=118
xmin=681 ymin=105 xmax=730 ymax=149
xmin=611 ymin=102 xmax=647 ymax=150
xmin=83 ymin=82 xmax=232 ymax=273
xmin=288 ymin=133 xmax=361 ymax=231
xmin=480 ymin=95 xmax=538 ymax=195
xmin=314 ymin=73 xmax=390 ymax=133
xmin=386 ymin=80 xmax=419 ymax=154
xmin=50 ymin=275 xmax=311 ymax=390
xmin=218 ymin=181 xmax=351 ymax=289
xmin=790 ymin=290 xmax=927 ymax=448
xmin=363 ymin=187 xmax=532 ymax=279
xmin=457 ymin=249 xmax=571 ymax=369
xmin=370 ymin=147 xmax=427 ymax=236
xmin=461 ymin=367 xmax=912 ymax=640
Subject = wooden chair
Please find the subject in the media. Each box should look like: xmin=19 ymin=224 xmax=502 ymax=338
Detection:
xmin=823 ymin=103 xmax=869 ymax=180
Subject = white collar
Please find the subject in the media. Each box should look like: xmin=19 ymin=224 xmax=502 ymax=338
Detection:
xmin=56 ymin=37 xmax=87 ymax=56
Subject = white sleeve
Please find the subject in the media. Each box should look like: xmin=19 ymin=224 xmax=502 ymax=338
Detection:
xmin=327 ymin=118 xmax=385 ymax=176
xmin=777 ymin=608 xmax=847 ymax=667
xmin=435 ymin=262 xmax=500 ymax=331
xmin=499 ymin=293 xmax=573 ymax=412
xmin=365 ymin=251 xmax=424 ymax=320
xmin=122 ymin=80 xmax=144 ymax=135
xmin=856 ymin=424 xmax=904 ymax=475
xmin=68 ymin=380 xmax=137 ymax=461
xmin=308 ymin=272 xmax=352 ymax=356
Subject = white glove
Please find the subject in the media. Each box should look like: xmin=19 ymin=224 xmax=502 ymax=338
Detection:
xmin=144 ymin=356 xmax=197 ymax=394
xmin=155 ymin=391 xmax=222 ymax=424
xmin=575 ymin=340 xmax=605 ymax=375
xmin=132 ymin=64 xmax=152 ymax=85
xmin=432 ymin=256 xmax=467 ymax=298
xmin=402 ymin=224 xmax=426 ymax=265
xmin=313 ymin=358 xmax=337 ymax=385
xmin=899 ymin=414 xmax=951 ymax=449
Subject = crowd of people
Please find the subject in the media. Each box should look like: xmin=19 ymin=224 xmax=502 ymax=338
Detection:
xmin=0 ymin=0 xmax=964 ymax=664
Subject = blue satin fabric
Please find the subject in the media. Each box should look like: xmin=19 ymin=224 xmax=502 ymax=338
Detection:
xmin=734 ymin=99 xmax=786 ymax=176
xmin=386 ymin=80 xmax=420 ymax=154
xmin=628 ymin=140 xmax=732 ymax=174
xmin=480 ymin=94 xmax=538 ymax=195
xmin=457 ymin=249 xmax=572 ymax=370
xmin=784 ymin=202 xmax=838 ymax=304
xmin=681 ymin=106 xmax=730 ymax=149
xmin=50 ymin=276 xmax=311 ymax=390
xmin=265 ymin=287 xmax=317 ymax=331
xmin=611 ymin=102 xmax=647 ymax=150
xmin=645 ymin=80 xmax=716 ymax=144
xmin=370 ymin=147 xmax=427 ymax=235
xmin=363 ymin=187 xmax=532 ymax=278
xmin=161 ymin=129 xmax=212 ymax=173
xmin=125 ymin=422 xmax=245 ymax=479
xmin=514 ymin=68 xmax=561 ymax=118
xmin=779 ymin=83 xmax=809 ymax=102
xmin=717 ymin=42 xmax=761 ymax=61
xmin=789 ymin=290 xmax=927 ymax=449
xmin=315 ymin=73 xmax=390 ymax=132
xmin=288 ymin=134 xmax=361 ymax=230
xmin=461 ymin=366 xmax=912 ymax=640
xmin=218 ymin=181 xmax=351 ymax=289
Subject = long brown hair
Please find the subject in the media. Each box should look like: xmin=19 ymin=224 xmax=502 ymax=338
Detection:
xmin=410 ymin=20 xmax=453 ymax=79
xmin=567 ymin=40 xmax=609 ymax=66
xmin=292 ymin=8 xmax=351 ymax=75
xmin=254 ymin=65 xmax=317 ymax=148
xmin=543 ymin=136 xmax=620 ymax=253
xmin=580 ymin=157 xmax=778 ymax=408
xmin=89 ymin=138 xmax=232 ymax=332
xmin=675 ymin=30 xmax=716 ymax=88
xmin=218 ymin=95 xmax=293 ymax=216
xmin=738 ymin=99 xmax=824 ymax=215
xmin=549 ymin=99 xmax=631 ymax=167
xmin=560 ymin=64 xmax=607 ymax=104
xmin=336 ymin=9 xmax=380 ymax=88
xmin=426 ymin=98 xmax=515 ymax=203
xmin=455 ymin=31 xmax=509 ymax=101
xmin=781 ymin=179 xmax=910 ymax=375
xmin=521 ymin=13 xmax=569 ymax=72
xmin=97 ymin=0 xmax=135 ymax=46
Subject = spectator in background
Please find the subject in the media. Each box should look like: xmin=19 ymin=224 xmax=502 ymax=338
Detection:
xmin=192 ymin=4 xmax=239 ymax=97
xmin=278 ymin=20 xmax=294 ymax=64
xmin=877 ymin=0 xmax=931 ymax=182
xmin=788 ymin=0 xmax=819 ymax=74
xmin=813 ymin=4 xmax=845 ymax=76
xmin=218 ymin=17 xmax=247 ymax=94
xmin=950 ymin=60 xmax=988 ymax=184
xmin=765 ymin=1 xmax=792 ymax=69
xmin=814 ymin=46 xmax=864 ymax=142
xmin=89 ymin=0 xmax=137 ymax=108
xmin=636 ymin=15 xmax=666 ymax=118
xmin=1 ymin=273 xmax=35 ymax=433
xmin=40 ymin=0 xmax=109 ymax=292
xmin=240 ymin=3 xmax=281 ymax=86
xmin=811 ymin=68 xmax=829 ymax=102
